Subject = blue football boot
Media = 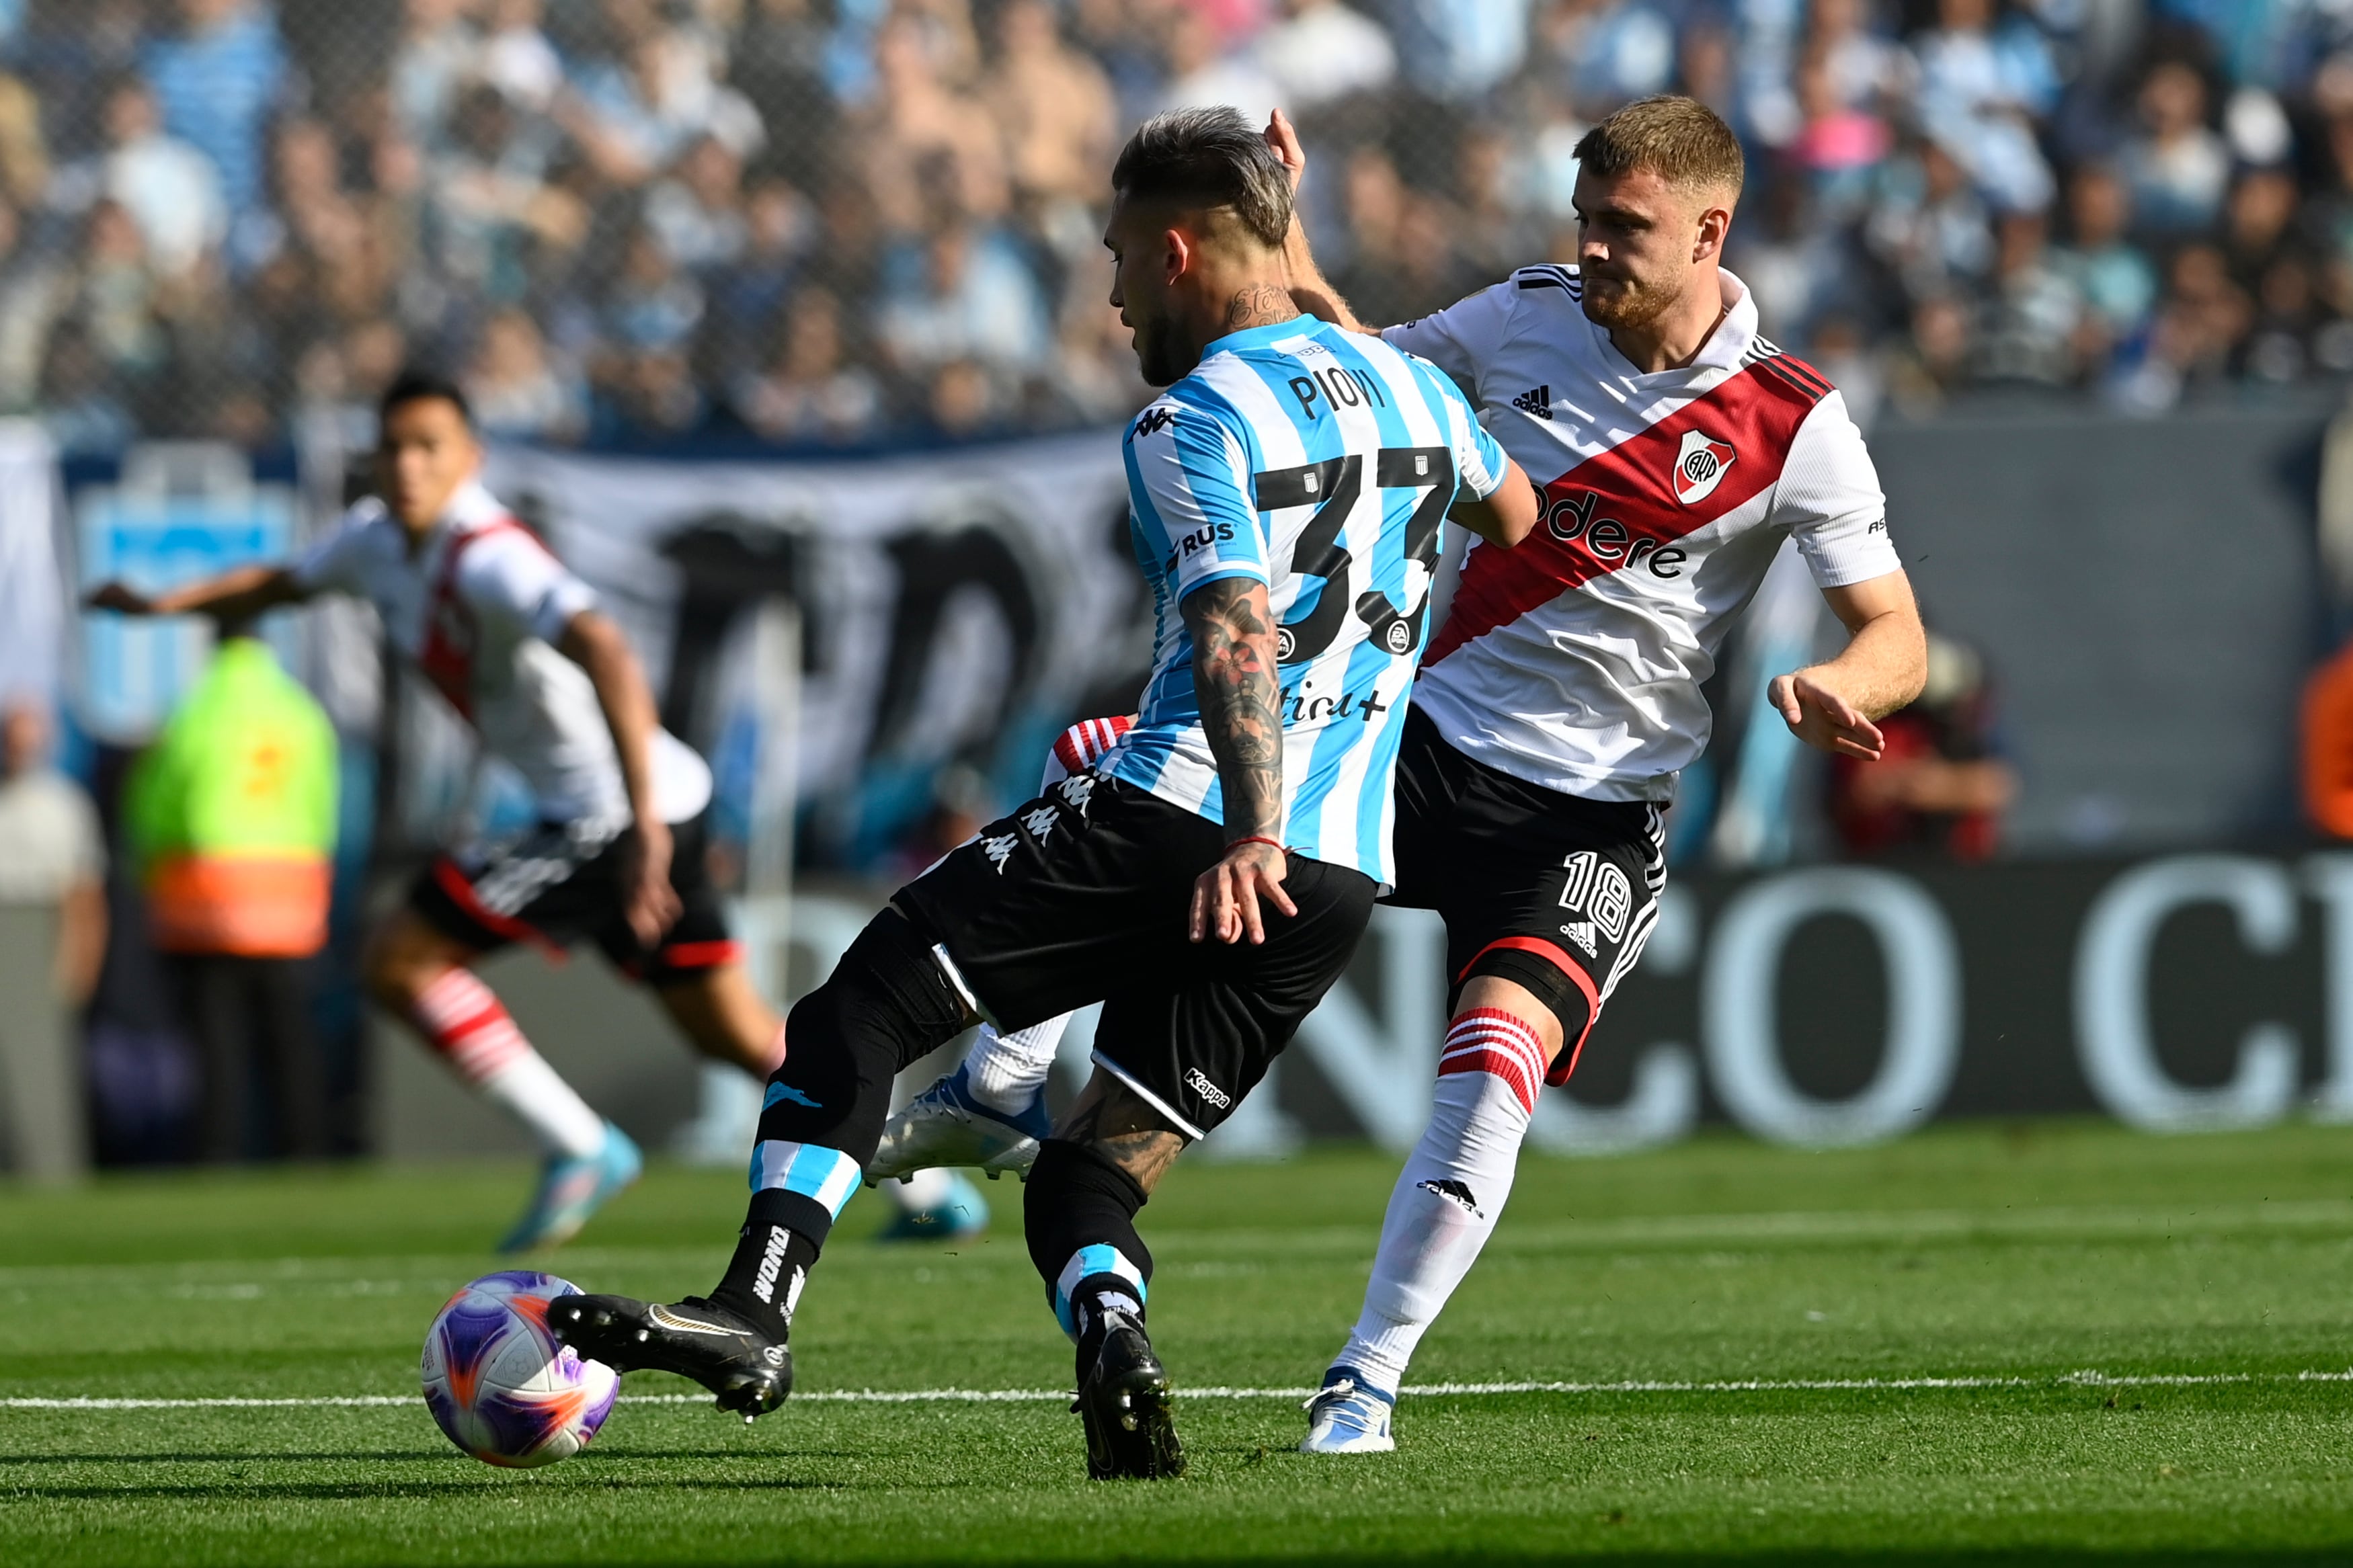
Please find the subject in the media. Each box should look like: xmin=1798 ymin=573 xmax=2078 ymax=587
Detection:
xmin=497 ymin=1120 xmax=643 ymax=1253
xmin=869 ymin=1065 xmax=1050 ymax=1184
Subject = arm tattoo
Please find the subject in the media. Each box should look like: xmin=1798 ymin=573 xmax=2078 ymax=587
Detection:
xmin=1224 ymin=282 xmax=1293 ymax=332
xmin=1181 ymin=577 xmax=1285 ymax=841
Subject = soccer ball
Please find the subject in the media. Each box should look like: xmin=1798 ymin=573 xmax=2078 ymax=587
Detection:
xmin=421 ymin=1270 xmax=621 ymax=1468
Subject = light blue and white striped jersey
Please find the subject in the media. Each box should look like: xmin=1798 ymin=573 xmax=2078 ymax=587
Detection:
xmin=1105 ymin=314 xmax=1509 ymax=885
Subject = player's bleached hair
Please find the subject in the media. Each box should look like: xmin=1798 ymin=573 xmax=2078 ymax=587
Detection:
xmin=1574 ymin=95 xmax=1745 ymax=202
xmin=1111 ymin=106 xmax=1293 ymax=249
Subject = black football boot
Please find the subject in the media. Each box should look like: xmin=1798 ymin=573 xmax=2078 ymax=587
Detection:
xmin=1072 ymin=1313 xmax=1185 ymax=1479
xmin=548 ymin=1294 xmax=790 ymax=1421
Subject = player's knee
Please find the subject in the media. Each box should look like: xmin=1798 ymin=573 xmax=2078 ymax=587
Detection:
xmin=1455 ymin=961 xmax=1587 ymax=1070
xmin=363 ymin=922 xmax=458 ymax=1014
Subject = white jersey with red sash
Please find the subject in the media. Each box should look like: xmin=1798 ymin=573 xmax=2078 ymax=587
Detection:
xmin=1384 ymin=265 xmax=1901 ymax=803
xmin=294 ymin=479 xmax=709 ymax=826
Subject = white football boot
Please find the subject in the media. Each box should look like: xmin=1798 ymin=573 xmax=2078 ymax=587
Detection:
xmin=1300 ymin=1366 xmax=1397 ymax=1454
xmin=867 ymin=1065 xmax=1049 ymax=1184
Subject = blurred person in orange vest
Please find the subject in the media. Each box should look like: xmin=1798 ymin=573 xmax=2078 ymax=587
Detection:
xmin=125 ymin=618 xmax=336 ymax=1161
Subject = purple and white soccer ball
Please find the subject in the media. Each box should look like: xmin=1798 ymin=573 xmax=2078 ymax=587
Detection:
xmin=421 ymin=1271 xmax=620 ymax=1468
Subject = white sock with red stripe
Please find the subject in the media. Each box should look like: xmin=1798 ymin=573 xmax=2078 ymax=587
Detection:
xmin=1333 ymin=1007 xmax=1544 ymax=1394
xmin=411 ymin=968 xmax=606 ymax=1160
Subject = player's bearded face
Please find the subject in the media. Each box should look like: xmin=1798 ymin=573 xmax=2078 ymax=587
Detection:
xmin=1573 ymin=169 xmax=1712 ymax=333
xmin=1105 ymin=198 xmax=1193 ymax=387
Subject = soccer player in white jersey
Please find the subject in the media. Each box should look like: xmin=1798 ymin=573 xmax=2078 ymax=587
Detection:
xmin=1275 ymin=94 xmax=1928 ymax=1452
xmin=87 ymin=372 xmax=793 ymax=1250
xmin=545 ymin=108 xmax=1537 ymax=1481
xmin=879 ymin=94 xmax=1929 ymax=1453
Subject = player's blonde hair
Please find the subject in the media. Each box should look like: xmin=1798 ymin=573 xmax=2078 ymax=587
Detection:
xmin=1573 ymin=95 xmax=1745 ymax=202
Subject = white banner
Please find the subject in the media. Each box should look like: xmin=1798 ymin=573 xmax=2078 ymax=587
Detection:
xmin=481 ymin=434 xmax=1140 ymax=864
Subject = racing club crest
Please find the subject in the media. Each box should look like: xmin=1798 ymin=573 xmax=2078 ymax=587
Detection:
xmin=1671 ymin=429 xmax=1737 ymax=506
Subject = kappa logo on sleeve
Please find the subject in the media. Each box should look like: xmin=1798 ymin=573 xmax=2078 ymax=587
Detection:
xmin=1132 ymin=407 xmax=1176 ymax=440
xmin=1671 ymin=429 xmax=1737 ymax=505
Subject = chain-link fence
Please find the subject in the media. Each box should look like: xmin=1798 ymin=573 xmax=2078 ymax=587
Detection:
xmin=8 ymin=0 xmax=2353 ymax=456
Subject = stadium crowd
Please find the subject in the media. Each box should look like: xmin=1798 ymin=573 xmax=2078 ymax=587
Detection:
xmin=3 ymin=0 xmax=2352 ymax=452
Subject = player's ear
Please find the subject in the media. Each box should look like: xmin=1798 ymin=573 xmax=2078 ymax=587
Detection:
xmin=1692 ymin=195 xmax=1733 ymax=263
xmin=1163 ymin=224 xmax=1196 ymax=285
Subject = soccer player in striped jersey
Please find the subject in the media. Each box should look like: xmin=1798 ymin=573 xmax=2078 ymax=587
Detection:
xmin=883 ymin=95 xmax=1930 ymax=1456
xmin=549 ymin=107 xmax=1537 ymax=1479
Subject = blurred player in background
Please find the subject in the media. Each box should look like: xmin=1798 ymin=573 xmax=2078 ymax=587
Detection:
xmin=547 ymin=108 xmax=1535 ymax=1481
xmin=87 ymin=371 xmax=787 ymax=1249
xmin=882 ymin=94 xmax=1931 ymax=1454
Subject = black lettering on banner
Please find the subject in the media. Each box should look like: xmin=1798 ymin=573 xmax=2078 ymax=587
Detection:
xmin=1287 ymin=376 xmax=1323 ymax=421
xmin=1587 ymin=517 xmax=1629 ymax=561
xmin=1252 ymin=445 xmax=1457 ymax=665
xmin=1649 ymin=546 xmax=1687 ymax=579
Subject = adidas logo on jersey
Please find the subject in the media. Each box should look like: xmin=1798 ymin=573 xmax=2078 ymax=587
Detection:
xmin=1511 ymin=384 xmax=1554 ymax=420
xmin=1559 ymin=921 xmax=1598 ymax=958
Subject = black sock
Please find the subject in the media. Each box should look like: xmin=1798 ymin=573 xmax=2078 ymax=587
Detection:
xmin=708 ymin=1189 xmax=831 ymax=1341
xmin=1025 ymin=1139 xmax=1154 ymax=1380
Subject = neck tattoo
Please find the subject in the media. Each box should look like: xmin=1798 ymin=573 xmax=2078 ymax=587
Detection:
xmin=1224 ymin=282 xmax=1293 ymax=332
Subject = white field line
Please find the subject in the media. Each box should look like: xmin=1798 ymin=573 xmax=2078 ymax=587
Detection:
xmin=7 ymin=1369 xmax=2353 ymax=1411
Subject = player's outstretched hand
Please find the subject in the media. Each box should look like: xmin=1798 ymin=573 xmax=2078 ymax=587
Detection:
xmin=85 ymin=581 xmax=153 ymax=615
xmin=1771 ymin=669 xmax=1886 ymax=761
xmin=621 ymin=819 xmax=684 ymax=949
xmin=1264 ymin=108 xmax=1306 ymax=193
xmin=1191 ymin=839 xmax=1298 ymax=946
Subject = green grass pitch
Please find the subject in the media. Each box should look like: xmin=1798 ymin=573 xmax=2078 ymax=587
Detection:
xmin=7 ymin=1120 xmax=2353 ymax=1565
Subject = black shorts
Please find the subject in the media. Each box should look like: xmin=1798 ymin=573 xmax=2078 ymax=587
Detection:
xmin=1387 ymin=705 xmax=1666 ymax=1080
xmin=893 ymin=773 xmax=1377 ymax=1139
xmin=409 ymin=811 xmax=739 ymax=988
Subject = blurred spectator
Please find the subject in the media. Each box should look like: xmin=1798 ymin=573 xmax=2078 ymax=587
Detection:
xmin=0 ymin=698 xmax=107 ymax=1009
xmin=735 ymin=286 xmax=881 ymax=442
xmin=1156 ymin=5 xmax=1279 ymax=124
xmin=139 ymin=0 xmax=287 ymax=215
xmin=1907 ymin=0 xmax=2056 ymax=214
xmin=1378 ymin=0 xmax=1529 ymax=102
xmin=51 ymin=75 xmax=225 ymax=280
xmin=876 ymin=214 xmax=1050 ymax=377
xmin=1257 ymin=0 xmax=1395 ymax=111
xmin=465 ymin=304 xmax=582 ymax=440
xmin=2120 ymin=58 xmax=2231 ymax=235
xmin=0 ymin=696 xmax=103 ymax=1180
xmin=986 ymin=0 xmax=1117 ymax=213
xmin=2050 ymin=163 xmax=2157 ymax=345
xmin=1973 ymin=210 xmax=2083 ymax=386
xmin=1829 ymin=632 xmax=2016 ymax=862
xmin=125 ymin=628 xmax=335 ymax=1162
xmin=7 ymin=0 xmax=2353 ymax=450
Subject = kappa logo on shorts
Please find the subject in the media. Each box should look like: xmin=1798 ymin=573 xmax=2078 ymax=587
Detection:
xmin=1183 ymin=1067 xmax=1232 ymax=1109
xmin=1020 ymin=804 xmax=1060 ymax=841
xmin=1558 ymin=851 xmax=1632 ymax=943
xmin=1672 ymin=429 xmax=1738 ymax=506
xmin=1057 ymin=773 xmax=1098 ymax=817
xmin=982 ymin=833 xmax=1019 ymax=872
